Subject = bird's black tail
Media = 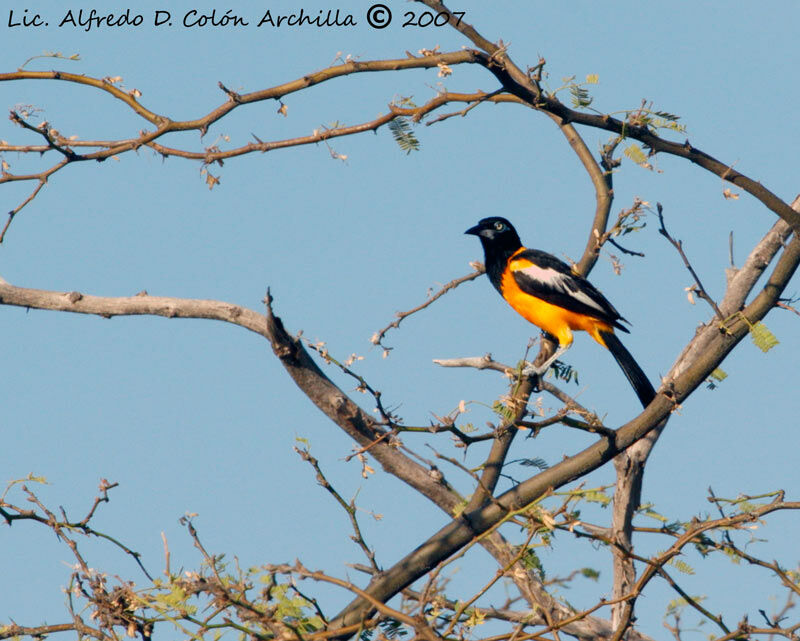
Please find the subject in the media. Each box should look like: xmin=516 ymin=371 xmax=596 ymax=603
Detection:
xmin=599 ymin=330 xmax=655 ymax=408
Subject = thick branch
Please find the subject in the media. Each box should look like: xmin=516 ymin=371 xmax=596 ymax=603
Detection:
xmin=548 ymin=117 xmax=615 ymax=277
xmin=270 ymin=293 xmax=467 ymax=513
xmin=0 ymin=285 xmax=266 ymax=330
xmin=0 ymin=623 xmax=107 ymax=641
xmin=463 ymin=379 xmax=531 ymax=511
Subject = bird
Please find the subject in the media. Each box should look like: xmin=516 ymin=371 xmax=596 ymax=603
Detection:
xmin=465 ymin=216 xmax=655 ymax=408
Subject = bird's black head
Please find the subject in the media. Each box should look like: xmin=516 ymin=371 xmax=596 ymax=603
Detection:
xmin=465 ymin=217 xmax=523 ymax=289
xmin=465 ymin=217 xmax=522 ymax=252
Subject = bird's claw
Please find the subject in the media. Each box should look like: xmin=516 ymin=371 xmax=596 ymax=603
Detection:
xmin=521 ymin=363 xmax=544 ymax=391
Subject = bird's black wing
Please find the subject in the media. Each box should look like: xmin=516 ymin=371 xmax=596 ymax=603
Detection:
xmin=509 ymin=248 xmax=629 ymax=332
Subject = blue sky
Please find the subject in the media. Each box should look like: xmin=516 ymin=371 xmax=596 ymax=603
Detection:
xmin=2 ymin=2 xmax=799 ymax=638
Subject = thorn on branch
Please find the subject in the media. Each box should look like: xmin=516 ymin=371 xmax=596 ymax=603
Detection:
xmin=0 ymin=212 xmax=15 ymax=244
xmin=218 ymin=81 xmax=242 ymax=103
xmin=527 ymin=57 xmax=546 ymax=84
xmin=776 ymin=299 xmax=800 ymax=317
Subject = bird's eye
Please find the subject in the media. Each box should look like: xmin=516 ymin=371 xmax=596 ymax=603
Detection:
xmin=494 ymin=221 xmax=505 ymax=231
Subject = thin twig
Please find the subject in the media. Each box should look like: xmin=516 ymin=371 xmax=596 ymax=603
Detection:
xmin=607 ymin=236 xmax=645 ymax=257
xmin=372 ymin=268 xmax=484 ymax=350
xmin=425 ymin=88 xmax=506 ymax=125
xmin=657 ymin=202 xmax=724 ymax=319
xmin=294 ymin=446 xmax=380 ymax=571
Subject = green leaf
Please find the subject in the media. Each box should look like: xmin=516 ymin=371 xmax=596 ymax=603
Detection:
xmin=557 ymin=486 xmax=613 ymax=507
xmin=667 ymin=558 xmax=696 ymax=575
xmin=388 ymin=117 xmax=420 ymax=154
xmin=518 ymin=457 xmax=549 ymax=470
xmin=653 ymin=110 xmax=681 ymax=121
xmin=393 ymin=96 xmax=417 ymax=109
xmin=465 ymin=607 xmax=486 ymax=627
xmin=582 ymin=490 xmax=612 ymax=506
xmin=637 ymin=503 xmax=668 ymax=523
xmin=491 ymin=400 xmax=515 ymax=420
xmin=518 ymin=546 xmax=546 ymax=581
xmin=624 ymin=143 xmax=649 ymax=166
xmin=706 ymin=367 xmax=728 ymax=390
xmin=569 ymin=84 xmax=593 ymax=109
xmin=722 ymin=546 xmax=742 ymax=564
xmin=736 ymin=500 xmax=758 ymax=513
xmin=640 ymin=509 xmax=668 ymax=523
xmin=452 ymin=497 xmax=469 ymax=517
xmin=651 ymin=117 xmax=687 ymax=133
xmin=580 ymin=567 xmax=600 ymax=581
xmin=378 ymin=619 xmax=408 ymax=639
xmin=665 ymin=595 xmax=705 ymax=616
xmin=749 ymin=321 xmax=779 ymax=352
xmin=551 ymin=360 xmax=579 ymax=384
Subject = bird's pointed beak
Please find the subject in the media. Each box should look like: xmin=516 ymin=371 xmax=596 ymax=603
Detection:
xmin=464 ymin=224 xmax=483 ymax=236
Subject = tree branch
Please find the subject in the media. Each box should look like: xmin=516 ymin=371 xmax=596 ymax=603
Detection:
xmin=372 ymin=268 xmax=484 ymax=351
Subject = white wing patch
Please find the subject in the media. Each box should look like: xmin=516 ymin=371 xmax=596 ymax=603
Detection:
xmin=513 ymin=262 xmax=608 ymax=315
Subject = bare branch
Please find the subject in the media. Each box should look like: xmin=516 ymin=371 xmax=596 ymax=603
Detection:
xmin=372 ymin=268 xmax=484 ymax=351
xmin=0 ymin=478 xmax=152 ymax=581
xmin=433 ymin=354 xmax=513 ymax=374
xmin=657 ymin=202 xmax=724 ymax=319
xmin=295 ymin=446 xmax=380 ymax=572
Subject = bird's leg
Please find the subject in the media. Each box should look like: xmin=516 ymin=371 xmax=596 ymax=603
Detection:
xmin=521 ymin=331 xmax=571 ymax=391
xmin=521 ymin=343 xmax=569 ymax=377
